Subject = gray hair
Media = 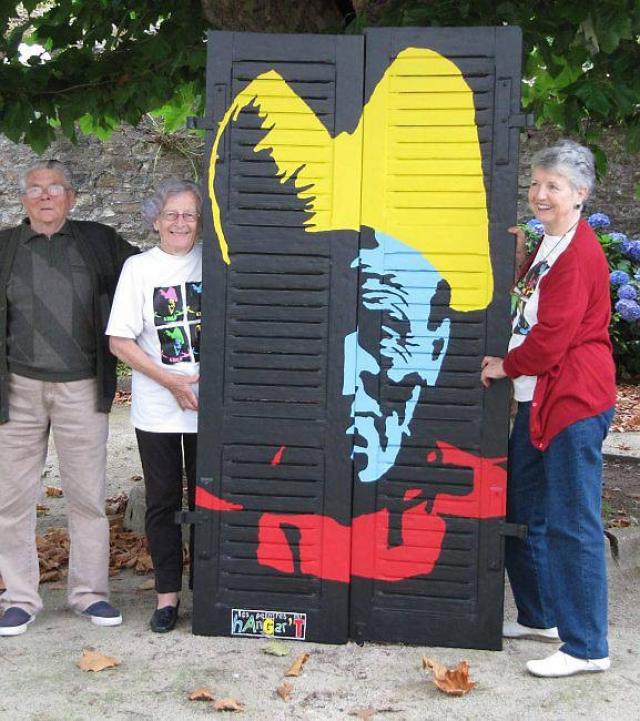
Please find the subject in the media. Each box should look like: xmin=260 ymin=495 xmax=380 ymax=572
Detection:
xmin=531 ymin=139 xmax=596 ymax=197
xmin=20 ymin=160 xmax=74 ymax=192
xmin=142 ymin=178 xmax=203 ymax=229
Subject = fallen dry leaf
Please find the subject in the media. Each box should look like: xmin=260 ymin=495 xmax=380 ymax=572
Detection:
xmin=36 ymin=518 xmax=150 ymax=584
xmin=105 ymin=491 xmax=128 ymax=516
xmin=134 ymin=552 xmax=154 ymax=573
xmin=349 ymin=707 xmax=376 ymax=720
xmin=276 ymin=682 xmax=294 ymax=702
xmin=113 ymin=391 xmax=131 ymax=405
xmin=36 ymin=505 xmax=49 ymax=516
xmin=45 ymin=486 xmax=64 ymax=497
xmin=137 ymin=578 xmax=156 ymax=591
xmin=610 ymin=517 xmax=631 ymax=528
xmin=78 ymin=650 xmax=121 ymax=672
xmin=422 ymin=657 xmax=476 ymax=696
xmin=189 ymin=687 xmax=215 ymax=701
xmin=36 ymin=528 xmax=70 ymax=581
xmin=213 ymin=697 xmax=244 ymax=712
xmin=610 ymin=385 xmax=640 ymax=432
xmin=39 ymin=570 xmax=61 ymax=583
xmin=285 ymin=652 xmax=310 ymax=677
xmin=263 ymin=641 xmax=290 ymax=657
xmin=130 ymin=474 xmax=143 ymax=481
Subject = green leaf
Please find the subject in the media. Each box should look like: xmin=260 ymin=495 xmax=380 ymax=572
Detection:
xmin=574 ymin=83 xmax=611 ymax=117
xmin=23 ymin=118 xmax=56 ymax=155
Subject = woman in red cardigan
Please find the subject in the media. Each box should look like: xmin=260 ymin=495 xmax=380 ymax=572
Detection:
xmin=481 ymin=139 xmax=616 ymax=678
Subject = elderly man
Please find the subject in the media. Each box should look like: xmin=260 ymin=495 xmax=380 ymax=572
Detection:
xmin=0 ymin=160 xmax=138 ymax=636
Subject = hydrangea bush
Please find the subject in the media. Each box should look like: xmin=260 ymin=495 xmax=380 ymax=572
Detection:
xmin=520 ymin=213 xmax=640 ymax=379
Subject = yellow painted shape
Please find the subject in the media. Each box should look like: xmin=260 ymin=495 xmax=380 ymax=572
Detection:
xmin=208 ymin=47 xmax=492 ymax=311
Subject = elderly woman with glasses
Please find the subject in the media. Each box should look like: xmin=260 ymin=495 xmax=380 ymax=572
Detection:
xmin=481 ymin=140 xmax=616 ymax=678
xmin=107 ymin=178 xmax=203 ymax=633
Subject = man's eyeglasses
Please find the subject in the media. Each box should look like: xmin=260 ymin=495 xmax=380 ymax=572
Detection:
xmin=24 ymin=184 xmax=69 ymax=198
xmin=161 ymin=211 xmax=200 ymax=223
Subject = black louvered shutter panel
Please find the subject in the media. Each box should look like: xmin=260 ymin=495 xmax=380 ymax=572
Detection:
xmin=194 ymin=27 xmax=522 ymax=650
xmin=193 ymin=32 xmax=364 ymax=643
xmin=348 ymin=27 xmax=521 ymax=648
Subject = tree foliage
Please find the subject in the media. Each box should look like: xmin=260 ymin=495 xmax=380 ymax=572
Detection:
xmin=1 ymin=0 xmax=639 ymax=161
xmin=355 ymin=0 xmax=640 ymax=172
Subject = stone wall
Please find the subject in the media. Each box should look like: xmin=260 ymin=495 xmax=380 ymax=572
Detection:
xmin=0 ymin=121 xmax=200 ymax=248
xmin=518 ymin=128 xmax=640 ymax=236
xmin=1 ymin=122 xmax=638 ymax=245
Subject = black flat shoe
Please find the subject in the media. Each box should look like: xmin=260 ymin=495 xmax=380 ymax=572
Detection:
xmin=150 ymin=602 xmax=180 ymax=633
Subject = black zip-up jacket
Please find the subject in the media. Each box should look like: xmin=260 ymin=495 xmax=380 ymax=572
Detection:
xmin=0 ymin=219 xmax=139 ymax=423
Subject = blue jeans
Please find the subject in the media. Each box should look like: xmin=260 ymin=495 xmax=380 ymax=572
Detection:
xmin=506 ymin=402 xmax=614 ymax=659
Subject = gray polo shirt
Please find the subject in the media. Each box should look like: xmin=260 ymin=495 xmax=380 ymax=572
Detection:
xmin=6 ymin=220 xmax=96 ymax=382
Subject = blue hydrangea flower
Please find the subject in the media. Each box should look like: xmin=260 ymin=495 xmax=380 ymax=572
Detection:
xmin=618 ymin=284 xmax=638 ymax=300
xmin=525 ymin=219 xmax=544 ymax=235
xmin=588 ymin=213 xmax=611 ymax=229
xmin=620 ymin=239 xmax=640 ymax=261
xmin=625 ymin=240 xmax=640 ymax=262
xmin=635 ymin=271 xmax=640 ymax=283
xmin=610 ymin=270 xmax=630 ymax=286
xmin=615 ymin=298 xmax=640 ymax=322
xmin=609 ymin=232 xmax=628 ymax=243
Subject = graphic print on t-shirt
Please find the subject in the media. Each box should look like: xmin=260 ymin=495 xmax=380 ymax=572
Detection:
xmin=154 ymin=282 xmax=202 ymax=365
xmin=186 ymin=282 xmax=202 ymax=321
xmin=511 ymin=260 xmax=549 ymax=336
xmin=159 ymin=326 xmax=190 ymax=364
xmin=154 ymin=286 xmax=184 ymax=325
xmin=189 ymin=323 xmax=201 ymax=362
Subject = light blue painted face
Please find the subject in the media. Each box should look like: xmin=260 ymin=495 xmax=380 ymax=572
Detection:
xmin=343 ymin=231 xmax=451 ymax=482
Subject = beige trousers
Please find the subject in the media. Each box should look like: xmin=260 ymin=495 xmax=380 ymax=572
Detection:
xmin=0 ymin=374 xmax=110 ymax=615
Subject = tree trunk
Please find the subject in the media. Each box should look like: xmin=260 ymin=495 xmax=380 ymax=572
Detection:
xmin=200 ymin=0 xmax=348 ymax=33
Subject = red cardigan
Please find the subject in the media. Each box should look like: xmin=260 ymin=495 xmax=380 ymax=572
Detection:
xmin=503 ymin=219 xmax=616 ymax=450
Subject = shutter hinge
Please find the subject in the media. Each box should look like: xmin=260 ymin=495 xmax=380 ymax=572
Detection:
xmin=499 ymin=521 xmax=528 ymax=539
xmin=488 ymin=521 xmax=528 ymax=571
xmin=174 ymin=510 xmax=205 ymax=526
xmin=508 ymin=113 xmax=535 ymax=129
xmin=186 ymin=116 xmax=216 ymax=131
xmin=353 ymin=622 xmax=366 ymax=646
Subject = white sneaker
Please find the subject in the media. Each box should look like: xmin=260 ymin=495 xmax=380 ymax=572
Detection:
xmin=527 ymin=650 xmax=610 ymax=677
xmin=503 ymin=620 xmax=560 ymax=642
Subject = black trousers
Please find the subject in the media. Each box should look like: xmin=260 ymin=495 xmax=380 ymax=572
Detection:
xmin=135 ymin=429 xmax=197 ymax=593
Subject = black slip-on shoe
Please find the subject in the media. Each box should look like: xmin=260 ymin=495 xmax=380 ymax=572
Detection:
xmin=150 ymin=603 xmax=180 ymax=633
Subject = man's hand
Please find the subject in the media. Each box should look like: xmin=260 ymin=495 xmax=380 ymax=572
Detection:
xmin=165 ymin=373 xmax=200 ymax=411
xmin=481 ymin=356 xmax=506 ymax=388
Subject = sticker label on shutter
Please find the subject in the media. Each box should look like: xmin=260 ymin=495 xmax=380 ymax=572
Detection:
xmin=231 ymin=608 xmax=307 ymax=640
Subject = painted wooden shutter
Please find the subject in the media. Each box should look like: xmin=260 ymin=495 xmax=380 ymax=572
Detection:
xmin=194 ymin=27 xmax=522 ymax=649
xmin=193 ymin=31 xmax=364 ymax=643
xmin=348 ymin=27 xmax=521 ymax=648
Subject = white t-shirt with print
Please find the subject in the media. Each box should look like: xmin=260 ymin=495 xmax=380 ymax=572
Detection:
xmin=106 ymin=244 xmax=202 ymax=432
xmin=508 ymin=227 xmax=577 ymax=401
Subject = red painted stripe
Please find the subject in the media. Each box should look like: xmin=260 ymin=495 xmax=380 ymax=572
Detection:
xmin=270 ymin=445 xmax=286 ymax=466
xmin=195 ymin=486 xmax=243 ymax=511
